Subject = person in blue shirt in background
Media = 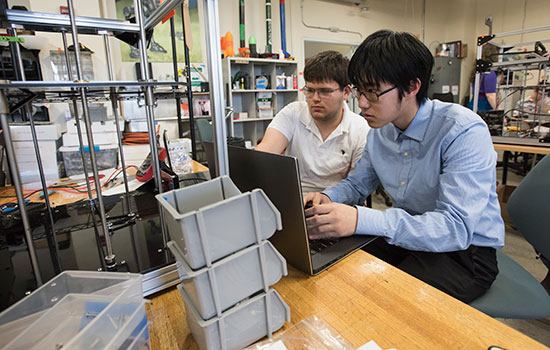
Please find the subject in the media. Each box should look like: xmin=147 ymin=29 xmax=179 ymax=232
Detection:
xmin=303 ymin=30 xmax=505 ymax=303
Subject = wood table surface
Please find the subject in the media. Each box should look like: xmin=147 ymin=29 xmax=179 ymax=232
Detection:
xmin=0 ymin=160 xmax=209 ymax=207
xmin=492 ymin=138 xmax=550 ymax=184
xmin=493 ymin=143 xmax=550 ymax=154
xmin=492 ymin=136 xmax=550 ymax=154
xmin=146 ymin=250 xmax=546 ymax=350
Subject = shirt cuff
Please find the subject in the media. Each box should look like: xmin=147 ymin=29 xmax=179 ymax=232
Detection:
xmin=322 ymin=188 xmax=340 ymax=202
xmin=354 ymin=206 xmax=391 ymax=239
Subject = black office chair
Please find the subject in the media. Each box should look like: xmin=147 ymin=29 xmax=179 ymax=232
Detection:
xmin=469 ymin=155 xmax=550 ymax=318
xmin=432 ymin=92 xmax=454 ymax=103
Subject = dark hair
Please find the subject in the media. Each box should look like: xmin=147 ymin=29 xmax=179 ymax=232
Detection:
xmin=304 ymin=51 xmax=350 ymax=89
xmin=349 ymin=30 xmax=434 ymax=105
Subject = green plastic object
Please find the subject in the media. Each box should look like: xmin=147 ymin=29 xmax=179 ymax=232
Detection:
xmin=0 ymin=36 xmax=24 ymax=43
xmin=265 ymin=0 xmax=272 ymax=53
xmin=39 ymin=189 xmax=54 ymax=199
xmin=248 ymin=35 xmax=256 ymax=45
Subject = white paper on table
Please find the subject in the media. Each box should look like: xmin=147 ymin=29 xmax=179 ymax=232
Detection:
xmin=102 ymin=177 xmax=146 ymax=196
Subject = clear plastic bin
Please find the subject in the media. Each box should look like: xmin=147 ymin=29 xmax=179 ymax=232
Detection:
xmin=170 ymin=240 xmax=287 ymax=319
xmin=60 ymin=145 xmax=118 ymax=177
xmin=156 ymin=176 xmax=282 ymax=269
xmin=3 ymin=294 xmax=146 ymax=350
xmin=178 ymin=285 xmax=290 ymax=350
xmin=0 ymin=271 xmax=143 ymax=349
xmin=125 ymin=322 xmax=150 ymax=350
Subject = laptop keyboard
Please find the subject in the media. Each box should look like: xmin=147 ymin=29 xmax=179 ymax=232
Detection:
xmin=309 ymin=238 xmax=339 ymax=255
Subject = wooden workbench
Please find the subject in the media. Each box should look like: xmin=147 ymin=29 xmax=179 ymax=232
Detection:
xmin=0 ymin=161 xmax=209 ymax=207
xmin=492 ymin=136 xmax=550 ymax=184
xmin=146 ymin=250 xmax=546 ymax=350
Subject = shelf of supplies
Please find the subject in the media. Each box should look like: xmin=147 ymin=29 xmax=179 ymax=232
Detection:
xmin=223 ymin=57 xmax=298 ymax=145
xmin=230 ymin=57 xmax=298 ymax=65
xmin=233 ymin=117 xmax=273 ymax=123
xmin=231 ymin=89 xmax=299 ymax=93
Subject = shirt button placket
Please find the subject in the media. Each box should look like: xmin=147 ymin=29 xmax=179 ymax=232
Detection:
xmin=399 ymin=144 xmax=410 ymax=197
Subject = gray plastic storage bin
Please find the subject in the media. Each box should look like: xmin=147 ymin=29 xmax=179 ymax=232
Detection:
xmin=178 ymin=285 xmax=290 ymax=350
xmin=0 ymin=271 xmax=145 ymax=350
xmin=170 ymin=240 xmax=287 ymax=319
xmin=157 ymin=176 xmax=282 ymax=269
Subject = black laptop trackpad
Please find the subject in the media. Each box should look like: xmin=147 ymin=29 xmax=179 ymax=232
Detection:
xmin=311 ymin=235 xmax=376 ymax=275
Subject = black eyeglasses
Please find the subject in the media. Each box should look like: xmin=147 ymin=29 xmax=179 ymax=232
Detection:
xmin=351 ymin=85 xmax=397 ymax=102
xmin=302 ymin=86 xmax=341 ymax=99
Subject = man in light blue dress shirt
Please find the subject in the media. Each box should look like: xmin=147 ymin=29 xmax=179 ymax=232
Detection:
xmin=303 ymin=30 xmax=504 ymax=303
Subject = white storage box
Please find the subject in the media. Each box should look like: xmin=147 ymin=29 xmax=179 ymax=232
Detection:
xmin=18 ymin=163 xmax=59 ymax=184
xmin=170 ymin=240 xmax=287 ymax=319
xmin=62 ymin=131 xmax=118 ymax=147
xmin=156 ymin=176 xmax=282 ymax=269
xmin=60 ymin=145 xmax=118 ymax=177
xmin=126 ymin=120 xmax=149 ymax=132
xmin=178 ymin=285 xmax=289 ymax=350
xmin=9 ymin=123 xmax=61 ymax=141
xmin=69 ymin=102 xmax=108 ymax=122
xmin=13 ymin=139 xmax=59 ymax=164
xmin=0 ymin=271 xmax=144 ymax=349
xmin=66 ymin=119 xmax=117 ymax=134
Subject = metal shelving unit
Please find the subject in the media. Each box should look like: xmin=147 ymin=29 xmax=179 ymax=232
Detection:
xmin=0 ymin=0 xmax=228 ymax=297
xmin=473 ymin=26 xmax=550 ymax=137
xmin=222 ymin=57 xmax=299 ymax=146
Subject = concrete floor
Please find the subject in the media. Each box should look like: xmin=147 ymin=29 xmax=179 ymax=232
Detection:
xmin=368 ymin=156 xmax=550 ymax=346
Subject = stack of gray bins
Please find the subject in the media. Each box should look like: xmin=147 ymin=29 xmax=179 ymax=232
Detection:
xmin=156 ymin=176 xmax=290 ymax=350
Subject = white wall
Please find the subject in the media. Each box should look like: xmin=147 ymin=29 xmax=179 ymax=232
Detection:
xmin=219 ymin=0 xmax=425 ymax=68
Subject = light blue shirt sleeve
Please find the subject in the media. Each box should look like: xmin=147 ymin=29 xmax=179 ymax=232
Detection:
xmin=324 ymin=100 xmax=504 ymax=252
xmin=323 ymin=142 xmax=379 ymax=205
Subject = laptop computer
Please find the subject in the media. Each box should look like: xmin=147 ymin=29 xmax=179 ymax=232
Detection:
xmin=204 ymin=142 xmax=376 ymax=275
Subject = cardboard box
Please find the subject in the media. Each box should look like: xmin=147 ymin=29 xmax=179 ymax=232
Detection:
xmin=496 ymin=184 xmax=516 ymax=224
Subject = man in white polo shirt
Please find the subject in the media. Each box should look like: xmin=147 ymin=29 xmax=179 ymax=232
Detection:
xmin=256 ymin=51 xmax=370 ymax=193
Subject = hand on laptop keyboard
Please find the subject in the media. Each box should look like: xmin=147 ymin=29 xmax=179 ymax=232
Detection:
xmin=303 ymin=192 xmax=331 ymax=219
xmin=305 ymin=202 xmax=358 ymax=240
